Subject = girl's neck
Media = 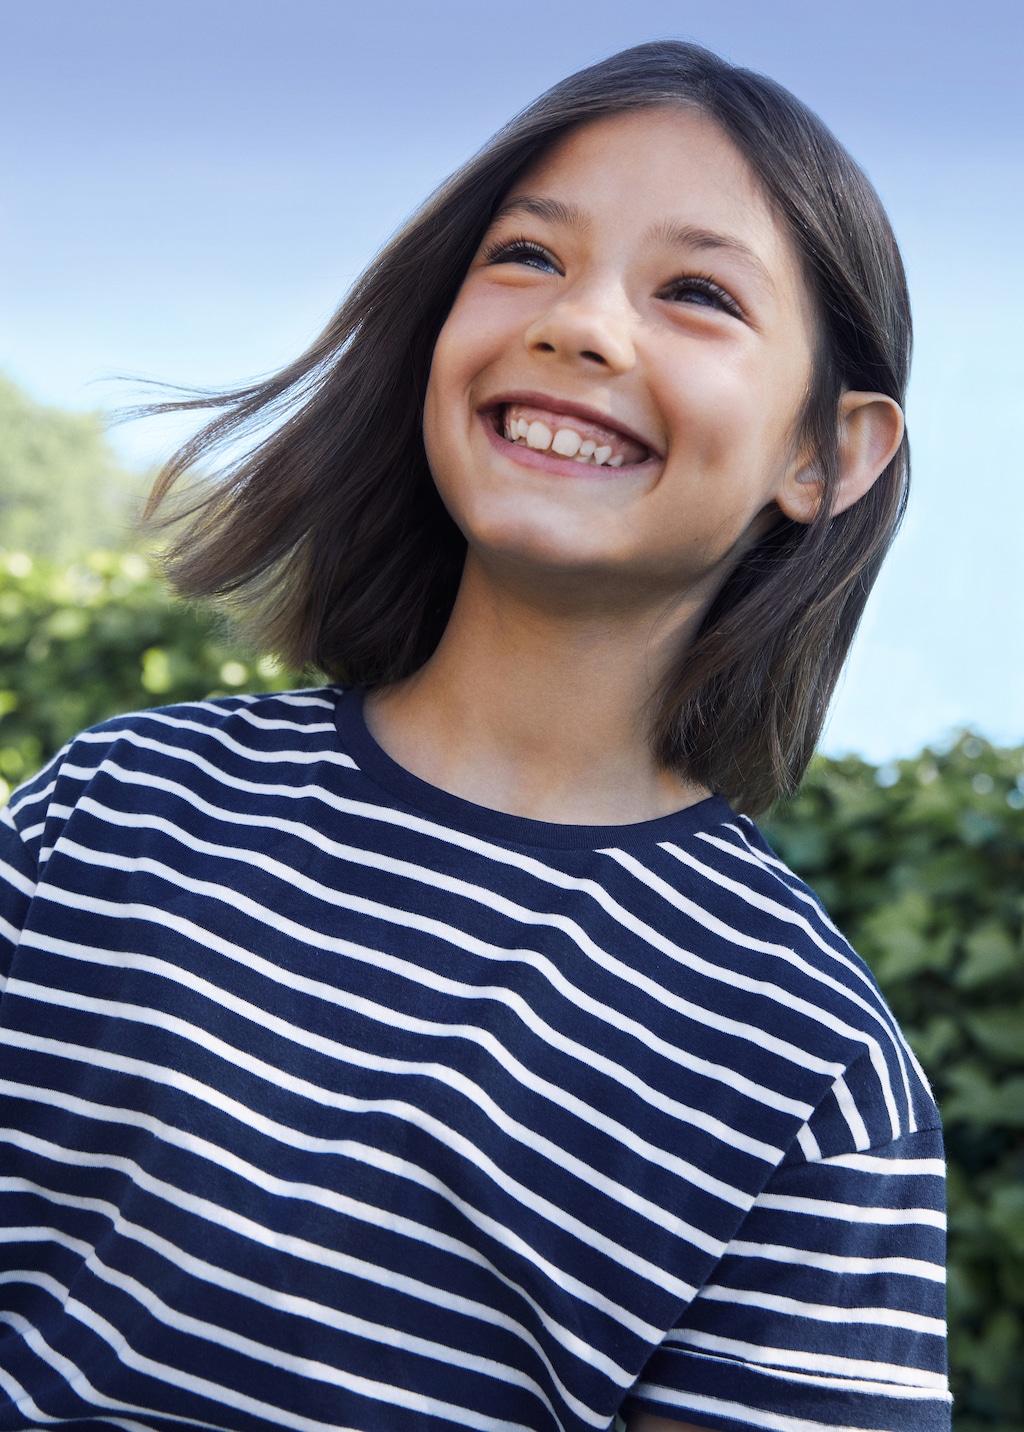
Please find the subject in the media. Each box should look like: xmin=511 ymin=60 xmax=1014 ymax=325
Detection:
xmin=364 ymin=556 xmax=710 ymax=825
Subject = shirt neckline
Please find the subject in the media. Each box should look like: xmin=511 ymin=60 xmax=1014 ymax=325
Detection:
xmin=331 ymin=686 xmax=735 ymax=851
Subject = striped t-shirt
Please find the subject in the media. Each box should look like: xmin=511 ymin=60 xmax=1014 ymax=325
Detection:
xmin=0 ymin=687 xmax=949 ymax=1432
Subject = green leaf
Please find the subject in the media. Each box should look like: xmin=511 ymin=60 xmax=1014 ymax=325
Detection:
xmin=957 ymin=923 xmax=1020 ymax=990
xmin=966 ymin=1006 xmax=1024 ymax=1065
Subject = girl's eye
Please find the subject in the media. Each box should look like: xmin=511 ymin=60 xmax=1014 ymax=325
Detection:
xmin=660 ymin=274 xmax=743 ymax=319
xmin=481 ymin=236 xmax=560 ymax=273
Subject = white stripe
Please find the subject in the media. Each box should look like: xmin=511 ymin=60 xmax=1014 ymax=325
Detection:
xmin=756 ymin=1192 xmax=945 ymax=1229
xmin=264 ymin=691 xmax=338 ymax=709
xmin=1 ymin=1186 xmax=616 ymax=1418
xmin=63 ymin=765 xmax=841 ymax=1100
xmin=11 ymin=968 xmax=741 ymax=1245
xmin=30 ymin=915 xmax=785 ymax=1190
xmin=46 ymin=825 xmax=794 ymax=1163
xmin=61 ymin=741 xmax=843 ymax=1086
xmin=99 ymin=1422 xmax=191 ymax=1432
xmin=0 ymin=1109 xmax=664 ymax=1353
xmin=662 ymin=835 xmax=920 ymax=1135
xmin=5 ymin=1236 xmax=588 ymax=1427
xmin=696 ymin=1281 xmax=945 ymax=1335
xmin=726 ymin=825 xmax=842 ymax=927
xmin=184 ymin=698 xmax=336 ymax=730
xmin=711 ymin=822 xmax=938 ymax=1121
xmin=0 ymin=1161 xmax=634 ymax=1388
xmin=0 ymin=1306 xmax=218 ymax=1432
xmin=716 ymin=823 xmax=939 ymax=1133
xmin=0 ymin=1358 xmax=58 ymax=1424
xmin=795 ymin=1122 xmax=822 ymax=1161
xmin=6 ymin=1275 xmax=521 ymax=1432
xmin=605 ymin=848 xmax=903 ymax=1142
xmin=664 ymin=837 xmax=883 ymax=1000
xmin=725 ymin=1238 xmax=946 ymax=1283
xmin=7 ymin=775 xmax=58 ymax=820
xmin=102 ymin=1422 xmax=202 ymax=1432
xmin=88 ymin=767 xmax=818 ymax=1124
xmin=3 ymin=1023 xmax=711 ymax=1301
xmin=825 ymin=1152 xmax=946 ymax=1176
xmin=0 ymin=1158 xmax=634 ymax=1388
xmin=832 ymin=1074 xmax=871 ymax=1151
xmin=0 ymin=854 xmax=35 ymax=897
xmin=701 ymin=825 xmax=852 ymax=949
xmin=71 ymin=716 xmax=357 ymax=770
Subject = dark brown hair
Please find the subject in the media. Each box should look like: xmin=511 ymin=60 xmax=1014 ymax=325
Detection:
xmin=143 ymin=39 xmax=911 ymax=814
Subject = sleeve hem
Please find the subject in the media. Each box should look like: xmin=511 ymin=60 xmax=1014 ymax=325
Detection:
xmin=622 ymin=1347 xmax=951 ymax=1432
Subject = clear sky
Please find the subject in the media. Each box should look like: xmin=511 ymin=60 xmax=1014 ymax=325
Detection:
xmin=1 ymin=0 xmax=1021 ymax=761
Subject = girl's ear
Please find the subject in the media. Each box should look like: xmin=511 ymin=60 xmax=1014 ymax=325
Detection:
xmin=777 ymin=391 xmax=905 ymax=525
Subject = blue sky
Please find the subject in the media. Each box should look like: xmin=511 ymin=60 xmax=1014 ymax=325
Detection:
xmin=1 ymin=0 xmax=1021 ymax=760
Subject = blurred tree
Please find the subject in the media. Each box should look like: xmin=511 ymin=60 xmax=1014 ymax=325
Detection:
xmin=0 ymin=373 xmax=142 ymax=559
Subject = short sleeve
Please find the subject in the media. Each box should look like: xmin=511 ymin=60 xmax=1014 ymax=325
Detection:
xmin=0 ymin=805 xmax=37 ymax=987
xmin=622 ymin=1127 xmax=951 ymax=1432
xmin=0 ymin=747 xmax=71 ymax=988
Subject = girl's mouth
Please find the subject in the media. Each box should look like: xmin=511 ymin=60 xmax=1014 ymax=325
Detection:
xmin=496 ymin=403 xmax=651 ymax=468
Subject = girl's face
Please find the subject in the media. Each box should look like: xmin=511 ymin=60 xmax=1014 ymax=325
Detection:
xmin=423 ymin=107 xmax=819 ymax=610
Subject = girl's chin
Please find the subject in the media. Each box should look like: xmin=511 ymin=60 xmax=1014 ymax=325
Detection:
xmin=461 ymin=523 xmax=688 ymax=595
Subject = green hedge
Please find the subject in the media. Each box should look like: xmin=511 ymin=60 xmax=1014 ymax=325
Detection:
xmin=764 ymin=749 xmax=1024 ymax=1430
xmin=0 ymin=550 xmax=302 ymax=802
xmin=3 ymin=551 xmax=1023 ymax=1428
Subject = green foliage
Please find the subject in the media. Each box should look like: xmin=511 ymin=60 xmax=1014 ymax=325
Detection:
xmin=1 ymin=542 xmax=1022 ymax=1427
xmin=765 ymin=744 xmax=1024 ymax=1431
xmin=0 ymin=374 xmax=142 ymax=560
xmin=0 ymin=550 xmax=303 ymax=803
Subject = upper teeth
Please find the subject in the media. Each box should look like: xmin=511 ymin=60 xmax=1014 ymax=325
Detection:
xmin=506 ymin=415 xmax=624 ymax=467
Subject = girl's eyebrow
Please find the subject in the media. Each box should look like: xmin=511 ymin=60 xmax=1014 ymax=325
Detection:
xmin=490 ymin=195 xmax=589 ymax=231
xmin=648 ymin=220 xmax=776 ymax=293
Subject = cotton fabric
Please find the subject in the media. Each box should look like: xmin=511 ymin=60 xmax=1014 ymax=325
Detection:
xmin=0 ymin=688 xmax=950 ymax=1431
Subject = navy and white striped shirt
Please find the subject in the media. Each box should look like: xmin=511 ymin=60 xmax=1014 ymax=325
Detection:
xmin=0 ymin=687 xmax=949 ymax=1432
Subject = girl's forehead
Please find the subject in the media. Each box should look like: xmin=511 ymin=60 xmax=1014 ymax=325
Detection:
xmin=511 ymin=108 xmax=762 ymax=200
xmin=502 ymin=109 xmax=789 ymax=250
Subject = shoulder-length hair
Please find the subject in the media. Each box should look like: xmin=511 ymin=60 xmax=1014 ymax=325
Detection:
xmin=143 ymin=39 xmax=911 ymax=814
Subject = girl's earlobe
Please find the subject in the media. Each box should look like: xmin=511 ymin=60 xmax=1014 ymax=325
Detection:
xmin=777 ymin=392 xmax=905 ymax=525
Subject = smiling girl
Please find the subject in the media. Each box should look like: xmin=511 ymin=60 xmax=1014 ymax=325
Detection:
xmin=0 ymin=41 xmax=948 ymax=1432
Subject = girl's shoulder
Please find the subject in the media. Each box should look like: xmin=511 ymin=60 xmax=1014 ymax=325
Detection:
xmin=3 ymin=686 xmax=347 ymax=852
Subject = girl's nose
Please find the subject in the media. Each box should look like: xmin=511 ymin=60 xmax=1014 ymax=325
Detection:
xmin=523 ymin=282 xmax=636 ymax=374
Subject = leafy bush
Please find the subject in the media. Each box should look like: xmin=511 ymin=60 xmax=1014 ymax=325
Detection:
xmin=0 ymin=550 xmax=302 ymax=803
xmin=765 ymin=746 xmax=1024 ymax=1431
xmin=2 ymin=550 xmax=1022 ymax=1427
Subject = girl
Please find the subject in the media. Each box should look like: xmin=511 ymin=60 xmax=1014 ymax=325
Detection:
xmin=0 ymin=41 xmax=949 ymax=1432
